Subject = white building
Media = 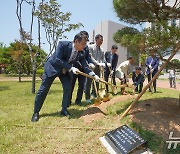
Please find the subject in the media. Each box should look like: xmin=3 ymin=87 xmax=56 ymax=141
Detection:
xmin=89 ymin=20 xmax=128 ymax=65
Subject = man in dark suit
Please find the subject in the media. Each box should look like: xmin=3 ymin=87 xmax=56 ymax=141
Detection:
xmin=69 ymin=31 xmax=95 ymax=106
xmin=145 ymin=49 xmax=159 ymax=93
xmin=31 ymin=33 xmax=100 ymax=122
xmin=104 ymin=45 xmax=119 ymax=92
xmin=132 ymin=66 xmax=145 ymax=93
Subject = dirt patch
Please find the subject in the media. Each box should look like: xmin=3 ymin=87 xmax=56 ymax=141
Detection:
xmin=81 ymin=95 xmax=180 ymax=140
xmin=81 ymin=94 xmax=137 ymax=123
xmin=129 ymin=98 xmax=180 ymax=140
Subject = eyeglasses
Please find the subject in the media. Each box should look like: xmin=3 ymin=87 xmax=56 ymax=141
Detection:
xmin=112 ymin=48 xmax=118 ymax=49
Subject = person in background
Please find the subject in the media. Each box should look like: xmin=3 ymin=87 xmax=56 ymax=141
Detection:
xmin=145 ymin=49 xmax=159 ymax=93
xmin=104 ymin=45 xmax=119 ymax=92
xmin=115 ymin=57 xmax=134 ymax=95
xmin=169 ymin=68 xmax=176 ymax=89
xmin=85 ymin=34 xmax=105 ymax=103
xmin=132 ymin=66 xmax=145 ymax=93
xmin=31 ymin=33 xmax=100 ymax=122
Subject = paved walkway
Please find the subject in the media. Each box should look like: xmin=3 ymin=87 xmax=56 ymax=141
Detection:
xmin=0 ymin=76 xmax=179 ymax=91
xmin=156 ymin=80 xmax=180 ymax=91
xmin=152 ymin=73 xmax=180 ymax=91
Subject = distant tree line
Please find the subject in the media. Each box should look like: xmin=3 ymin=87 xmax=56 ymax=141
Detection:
xmin=0 ymin=41 xmax=46 ymax=75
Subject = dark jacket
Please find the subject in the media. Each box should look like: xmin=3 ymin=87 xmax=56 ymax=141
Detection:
xmin=44 ymin=41 xmax=91 ymax=77
xmin=104 ymin=51 xmax=118 ymax=72
xmin=73 ymin=45 xmax=93 ymax=71
xmin=145 ymin=56 xmax=159 ymax=75
xmin=132 ymin=71 xmax=145 ymax=86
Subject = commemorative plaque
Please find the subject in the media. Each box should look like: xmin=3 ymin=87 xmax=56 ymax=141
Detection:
xmin=105 ymin=125 xmax=147 ymax=154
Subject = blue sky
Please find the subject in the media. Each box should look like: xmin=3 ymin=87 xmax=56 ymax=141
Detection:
xmin=0 ymin=0 xmax=142 ymax=52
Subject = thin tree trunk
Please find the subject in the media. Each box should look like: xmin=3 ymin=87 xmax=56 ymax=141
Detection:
xmin=17 ymin=63 xmax=21 ymax=82
xmin=138 ymin=51 xmax=141 ymax=67
xmin=32 ymin=58 xmax=37 ymax=93
xmin=29 ymin=0 xmax=36 ymax=93
xmin=18 ymin=70 xmax=21 ymax=82
xmin=120 ymin=44 xmax=180 ymax=119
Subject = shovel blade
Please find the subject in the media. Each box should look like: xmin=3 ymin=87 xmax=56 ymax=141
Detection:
xmin=111 ymin=86 xmax=118 ymax=95
xmin=93 ymin=97 xmax=102 ymax=106
xmin=98 ymin=88 xmax=106 ymax=98
xmin=102 ymin=93 xmax=110 ymax=102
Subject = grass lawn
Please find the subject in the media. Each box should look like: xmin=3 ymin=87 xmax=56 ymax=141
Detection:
xmin=0 ymin=80 xmax=179 ymax=153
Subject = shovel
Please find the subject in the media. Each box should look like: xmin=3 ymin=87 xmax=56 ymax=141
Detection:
xmin=77 ymin=70 xmax=118 ymax=90
xmin=99 ymin=66 xmax=111 ymax=102
xmin=76 ymin=70 xmax=102 ymax=105
xmin=92 ymin=79 xmax=102 ymax=106
xmin=111 ymin=83 xmax=118 ymax=95
xmin=77 ymin=70 xmax=112 ymax=103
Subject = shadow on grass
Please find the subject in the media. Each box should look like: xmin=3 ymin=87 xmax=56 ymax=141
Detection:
xmin=153 ymin=91 xmax=162 ymax=94
xmin=70 ymin=101 xmax=95 ymax=108
xmin=68 ymin=108 xmax=86 ymax=119
xmin=40 ymin=111 xmax=62 ymax=118
xmin=80 ymin=106 xmax=106 ymax=117
xmin=40 ymin=108 xmax=85 ymax=119
xmin=0 ymin=86 xmax=10 ymax=91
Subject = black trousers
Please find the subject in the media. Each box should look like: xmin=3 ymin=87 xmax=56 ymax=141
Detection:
xmin=147 ymin=73 xmax=157 ymax=91
xmin=69 ymin=73 xmax=86 ymax=105
xmin=34 ymin=72 xmax=72 ymax=113
xmin=85 ymin=66 xmax=100 ymax=99
xmin=104 ymin=70 xmax=116 ymax=92
xmin=135 ymin=82 xmax=144 ymax=93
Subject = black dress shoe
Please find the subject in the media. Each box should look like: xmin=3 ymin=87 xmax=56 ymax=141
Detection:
xmin=31 ymin=113 xmax=39 ymax=122
xmin=61 ymin=109 xmax=71 ymax=117
xmin=75 ymin=101 xmax=82 ymax=105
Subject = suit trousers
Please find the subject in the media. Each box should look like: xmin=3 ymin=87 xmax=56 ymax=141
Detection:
xmin=147 ymin=73 xmax=157 ymax=91
xmin=34 ymin=72 xmax=72 ymax=113
xmin=69 ymin=74 xmax=86 ymax=105
xmin=169 ymin=77 xmax=176 ymax=88
xmin=104 ymin=69 xmax=116 ymax=92
xmin=85 ymin=66 xmax=100 ymax=99
xmin=135 ymin=82 xmax=143 ymax=93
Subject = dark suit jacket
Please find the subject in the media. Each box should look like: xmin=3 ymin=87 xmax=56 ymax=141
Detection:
xmin=44 ymin=41 xmax=91 ymax=77
xmin=132 ymin=71 xmax=145 ymax=86
xmin=104 ymin=51 xmax=118 ymax=72
xmin=73 ymin=45 xmax=93 ymax=71
xmin=145 ymin=56 xmax=159 ymax=75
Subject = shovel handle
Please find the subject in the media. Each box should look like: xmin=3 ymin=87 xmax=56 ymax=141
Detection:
xmin=93 ymin=79 xmax=99 ymax=97
xmin=77 ymin=71 xmax=113 ymax=86
xmin=77 ymin=71 xmax=94 ymax=79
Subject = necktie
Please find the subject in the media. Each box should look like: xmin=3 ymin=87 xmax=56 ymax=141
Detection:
xmin=110 ymin=54 xmax=113 ymax=64
xmin=68 ymin=51 xmax=78 ymax=63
